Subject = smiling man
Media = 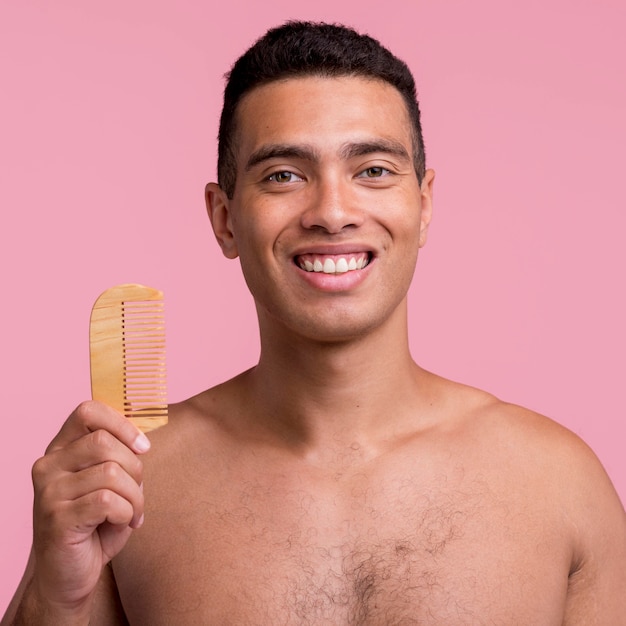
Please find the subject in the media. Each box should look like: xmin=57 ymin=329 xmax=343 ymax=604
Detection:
xmin=4 ymin=21 xmax=626 ymax=625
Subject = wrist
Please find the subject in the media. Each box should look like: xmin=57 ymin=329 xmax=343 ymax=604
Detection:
xmin=12 ymin=578 xmax=93 ymax=626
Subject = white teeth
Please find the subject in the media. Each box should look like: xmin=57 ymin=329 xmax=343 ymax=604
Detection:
xmin=323 ymin=258 xmax=336 ymax=273
xmin=300 ymin=255 xmax=370 ymax=274
xmin=335 ymin=258 xmax=349 ymax=273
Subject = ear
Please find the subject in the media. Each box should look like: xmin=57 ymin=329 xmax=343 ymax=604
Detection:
xmin=205 ymin=182 xmax=239 ymax=259
xmin=418 ymin=169 xmax=435 ymax=248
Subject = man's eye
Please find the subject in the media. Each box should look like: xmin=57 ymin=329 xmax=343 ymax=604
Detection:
xmin=267 ymin=171 xmax=302 ymax=183
xmin=358 ymin=166 xmax=390 ymax=178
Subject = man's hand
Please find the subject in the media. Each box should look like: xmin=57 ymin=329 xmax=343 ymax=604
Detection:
xmin=26 ymin=400 xmax=150 ymax=621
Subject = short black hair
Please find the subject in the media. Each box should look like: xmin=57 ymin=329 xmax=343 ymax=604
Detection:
xmin=217 ymin=21 xmax=426 ymax=198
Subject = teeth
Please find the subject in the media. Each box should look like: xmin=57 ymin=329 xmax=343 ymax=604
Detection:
xmin=323 ymin=258 xmax=335 ymax=274
xmin=299 ymin=255 xmax=370 ymax=274
xmin=336 ymin=258 xmax=349 ymax=273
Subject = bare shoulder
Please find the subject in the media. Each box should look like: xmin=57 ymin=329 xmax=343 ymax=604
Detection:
xmin=135 ymin=376 xmax=247 ymax=489
xmin=444 ymin=378 xmax=619 ymax=492
xmin=145 ymin=377 xmax=242 ymax=449
xmin=480 ymin=395 xmax=623 ymax=513
xmin=452 ymin=382 xmax=626 ymax=621
xmin=461 ymin=384 xmax=624 ymax=521
xmin=503 ymin=403 xmax=626 ymax=621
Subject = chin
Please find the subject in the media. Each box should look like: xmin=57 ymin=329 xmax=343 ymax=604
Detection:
xmin=256 ymin=288 xmax=408 ymax=344
xmin=283 ymin=307 xmax=399 ymax=345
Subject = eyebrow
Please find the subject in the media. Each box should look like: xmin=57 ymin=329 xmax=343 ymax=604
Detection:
xmin=245 ymin=144 xmax=320 ymax=171
xmin=244 ymin=138 xmax=411 ymax=171
xmin=339 ymin=139 xmax=411 ymax=162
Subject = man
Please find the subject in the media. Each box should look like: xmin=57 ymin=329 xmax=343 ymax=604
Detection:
xmin=4 ymin=21 xmax=625 ymax=625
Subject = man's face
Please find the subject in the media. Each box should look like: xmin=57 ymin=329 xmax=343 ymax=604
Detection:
xmin=207 ymin=76 xmax=434 ymax=343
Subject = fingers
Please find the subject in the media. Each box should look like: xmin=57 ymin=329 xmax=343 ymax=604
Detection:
xmin=43 ymin=427 xmax=144 ymax=483
xmin=32 ymin=400 xmax=149 ymax=536
xmin=26 ymin=400 xmax=151 ymax=612
xmin=51 ymin=486 xmax=143 ymax=533
xmin=35 ymin=458 xmax=145 ymax=529
xmin=46 ymin=400 xmax=150 ymax=456
xmin=74 ymin=485 xmax=142 ymax=529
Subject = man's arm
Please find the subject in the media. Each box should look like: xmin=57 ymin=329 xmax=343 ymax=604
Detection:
xmin=3 ymin=554 xmax=128 ymax=625
xmin=2 ymin=549 xmax=36 ymax=626
xmin=1 ymin=401 xmax=148 ymax=625
xmin=562 ymin=436 xmax=626 ymax=624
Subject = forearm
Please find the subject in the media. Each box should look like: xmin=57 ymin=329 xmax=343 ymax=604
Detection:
xmin=8 ymin=577 xmax=92 ymax=626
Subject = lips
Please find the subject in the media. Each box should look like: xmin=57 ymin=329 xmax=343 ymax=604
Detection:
xmin=295 ymin=252 xmax=371 ymax=274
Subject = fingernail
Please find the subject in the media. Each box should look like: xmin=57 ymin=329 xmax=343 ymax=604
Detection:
xmin=134 ymin=433 xmax=151 ymax=453
xmin=136 ymin=513 xmax=145 ymax=528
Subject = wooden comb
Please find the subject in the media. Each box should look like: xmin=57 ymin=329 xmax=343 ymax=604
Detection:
xmin=89 ymin=284 xmax=168 ymax=433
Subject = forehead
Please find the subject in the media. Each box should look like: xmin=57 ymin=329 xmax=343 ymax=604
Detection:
xmin=233 ymin=76 xmax=414 ymax=163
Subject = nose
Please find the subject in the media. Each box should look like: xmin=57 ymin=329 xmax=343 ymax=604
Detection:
xmin=299 ymin=177 xmax=364 ymax=233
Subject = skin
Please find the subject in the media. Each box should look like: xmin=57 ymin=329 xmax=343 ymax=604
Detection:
xmin=4 ymin=76 xmax=626 ymax=625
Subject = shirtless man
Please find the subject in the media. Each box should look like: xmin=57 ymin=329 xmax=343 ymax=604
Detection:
xmin=4 ymin=21 xmax=626 ymax=625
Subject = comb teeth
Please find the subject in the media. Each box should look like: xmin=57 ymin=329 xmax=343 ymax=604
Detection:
xmin=90 ymin=284 xmax=168 ymax=433
xmin=122 ymin=299 xmax=167 ymax=419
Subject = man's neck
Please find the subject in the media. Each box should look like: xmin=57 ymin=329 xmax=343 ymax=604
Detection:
xmin=242 ymin=307 xmax=436 ymax=460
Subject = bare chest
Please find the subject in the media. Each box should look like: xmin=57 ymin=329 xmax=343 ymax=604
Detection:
xmin=114 ymin=467 xmax=571 ymax=624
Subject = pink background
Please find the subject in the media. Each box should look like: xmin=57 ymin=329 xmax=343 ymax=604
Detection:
xmin=1 ymin=0 xmax=624 ymax=610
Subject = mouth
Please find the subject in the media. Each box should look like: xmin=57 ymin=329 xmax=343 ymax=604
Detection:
xmin=295 ymin=252 xmax=372 ymax=274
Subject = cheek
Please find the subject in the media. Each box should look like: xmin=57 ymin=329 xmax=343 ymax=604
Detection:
xmin=379 ymin=205 xmax=424 ymax=249
xmin=231 ymin=209 xmax=263 ymax=257
xmin=230 ymin=215 xmax=288 ymax=292
xmin=233 ymin=203 xmax=296 ymax=262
